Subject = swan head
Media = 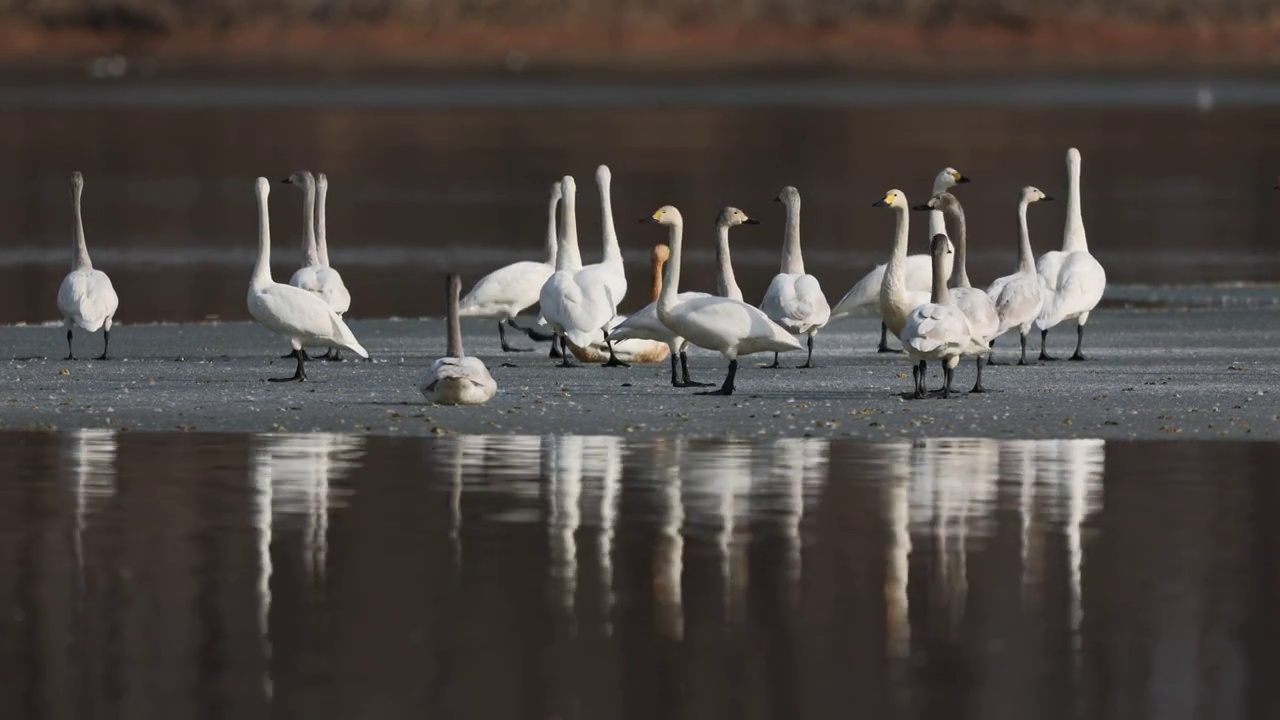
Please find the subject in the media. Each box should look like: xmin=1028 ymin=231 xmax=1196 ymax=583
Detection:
xmin=316 ymin=173 xmax=328 ymax=192
xmin=255 ymin=177 xmax=270 ymax=197
xmin=640 ymin=205 xmax=682 ymax=226
xmin=1021 ymin=185 xmax=1053 ymax=203
xmin=550 ymin=181 xmax=563 ymax=201
xmin=71 ymin=171 xmax=84 ymax=191
xmin=871 ymin=189 xmax=909 ymax=210
xmin=596 ymin=164 xmax=612 ymax=186
xmin=930 ymin=233 xmax=954 ymax=258
xmin=936 ymin=167 xmax=970 ymax=190
xmin=1067 ymin=148 xmax=1081 ymax=168
xmin=773 ymin=186 xmax=800 ymax=207
xmin=560 ymin=175 xmax=576 ymax=197
xmin=912 ymin=191 xmax=959 ymax=213
xmin=652 ymin=244 xmax=671 ymax=264
xmin=716 ymin=206 xmax=758 ymax=228
xmin=282 ymin=170 xmax=314 ymax=187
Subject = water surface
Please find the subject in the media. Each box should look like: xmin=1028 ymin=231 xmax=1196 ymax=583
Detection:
xmin=1 ymin=431 xmax=1277 ymax=719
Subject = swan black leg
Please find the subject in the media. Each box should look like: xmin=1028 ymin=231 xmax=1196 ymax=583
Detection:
xmin=514 ymin=318 xmax=556 ymax=343
xmin=602 ymin=336 xmax=630 ymax=368
xmin=877 ymin=322 xmax=903 ymax=353
xmin=1069 ymin=323 xmax=1087 ymax=361
xmin=270 ymin=350 xmax=307 ymax=382
xmin=797 ymin=335 xmax=815 ymax=369
xmin=697 ymin=360 xmax=737 ymax=396
xmin=95 ymin=330 xmax=110 ymax=360
xmin=557 ymin=335 xmax=574 ymax=367
xmin=679 ymin=351 xmax=714 ymax=387
xmin=911 ymin=362 xmax=922 ymax=398
xmin=943 ymin=363 xmax=955 ymax=399
xmin=669 ymin=354 xmax=681 ymax=387
xmin=761 ymin=352 xmax=782 ymax=369
xmin=65 ymin=328 xmax=74 ymax=360
xmin=1019 ymin=333 xmax=1030 ymax=365
xmin=971 ymin=356 xmax=988 ymax=393
xmin=281 ymin=348 xmax=312 ymax=361
xmin=1039 ymin=329 xmax=1058 ymax=361
xmin=549 ymin=335 xmax=563 ymax=359
xmin=499 ymin=321 xmax=532 ymax=352
xmin=326 ymin=348 xmax=343 ymax=361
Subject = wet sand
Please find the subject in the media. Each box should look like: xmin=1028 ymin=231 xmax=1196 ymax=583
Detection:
xmin=1 ymin=307 xmax=1276 ymax=439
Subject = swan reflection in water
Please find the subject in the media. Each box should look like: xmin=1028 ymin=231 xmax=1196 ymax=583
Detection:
xmin=64 ymin=428 xmax=118 ymax=587
xmin=544 ymin=435 xmax=621 ymax=631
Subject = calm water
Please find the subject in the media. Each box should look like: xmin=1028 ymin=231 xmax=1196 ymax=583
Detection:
xmin=1 ymin=430 xmax=1278 ymax=719
xmin=1 ymin=78 xmax=1279 ymax=324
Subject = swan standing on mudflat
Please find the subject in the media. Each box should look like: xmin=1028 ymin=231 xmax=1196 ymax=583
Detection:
xmin=609 ymin=207 xmax=759 ymax=386
xmin=760 ymin=186 xmax=830 ymax=368
xmin=312 ymin=173 xmax=354 ymax=359
xmin=246 ymin=177 xmax=368 ymax=382
xmin=641 ymin=205 xmax=801 ymax=396
xmin=985 ymin=186 xmax=1052 ymax=365
xmin=459 ymin=181 xmax=561 ymax=352
xmin=569 ymin=243 xmax=672 ymax=365
xmin=1036 ymin=148 xmax=1107 ymax=361
xmin=57 ymin=171 xmax=119 ymax=360
xmin=913 ymin=191 xmax=1000 ymax=392
xmin=539 ymin=173 xmax=628 ymax=367
xmin=830 ymin=167 xmax=967 ymax=351
xmin=421 ymin=273 xmax=498 ymax=405
xmin=900 ymin=234 xmax=992 ymax=399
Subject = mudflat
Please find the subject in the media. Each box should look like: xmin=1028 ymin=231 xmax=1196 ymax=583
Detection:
xmin=1 ymin=307 xmax=1276 ymax=439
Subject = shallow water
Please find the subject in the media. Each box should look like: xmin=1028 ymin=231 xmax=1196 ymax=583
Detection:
xmin=1 ymin=78 xmax=1279 ymax=324
xmin=1 ymin=430 xmax=1278 ymax=719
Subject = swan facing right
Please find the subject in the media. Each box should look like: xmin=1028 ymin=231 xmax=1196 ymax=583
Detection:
xmin=246 ymin=177 xmax=368 ymax=382
xmin=57 ymin=171 xmax=119 ymax=360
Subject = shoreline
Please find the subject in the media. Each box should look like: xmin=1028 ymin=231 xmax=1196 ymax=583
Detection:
xmin=2 ymin=20 xmax=1280 ymax=77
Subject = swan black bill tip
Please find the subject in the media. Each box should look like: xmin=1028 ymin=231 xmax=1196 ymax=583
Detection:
xmin=956 ymin=175 xmax=972 ymax=184
xmin=744 ymin=217 xmax=760 ymax=225
xmin=911 ymin=203 xmax=931 ymax=211
xmin=772 ymin=196 xmax=781 ymax=202
xmin=871 ymin=199 xmax=889 ymax=207
xmin=638 ymin=216 xmax=657 ymax=223
xmin=280 ymin=177 xmax=292 ymax=184
xmin=1043 ymin=195 xmax=1055 ymax=201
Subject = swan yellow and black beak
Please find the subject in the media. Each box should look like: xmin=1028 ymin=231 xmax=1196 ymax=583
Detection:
xmin=956 ymin=174 xmax=971 ymax=184
xmin=639 ymin=215 xmax=657 ymax=223
xmin=1043 ymin=194 xmax=1055 ymax=201
xmin=744 ymin=217 xmax=760 ymax=225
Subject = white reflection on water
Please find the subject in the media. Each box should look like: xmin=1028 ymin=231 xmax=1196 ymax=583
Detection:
xmin=682 ymin=439 xmax=754 ymax=626
xmin=544 ymin=436 xmax=622 ymax=629
xmin=65 ymin=428 xmax=117 ymax=582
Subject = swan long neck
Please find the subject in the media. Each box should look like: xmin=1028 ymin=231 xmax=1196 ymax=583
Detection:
xmin=600 ymin=176 xmax=622 ymax=266
xmin=302 ymin=177 xmax=320 ymax=267
xmin=1063 ymin=157 xmax=1087 ymax=253
xmin=252 ymin=190 xmax=272 ymax=287
xmin=557 ymin=186 xmax=582 ymax=271
xmin=1016 ymin=200 xmax=1035 ymax=274
xmin=780 ymin=200 xmax=804 ymax=274
xmin=447 ymin=275 xmax=464 ymax=358
xmin=928 ymin=174 xmax=950 ymax=242
xmin=71 ymin=183 xmax=91 ymax=271
xmin=316 ymin=178 xmax=330 ymax=267
xmin=715 ymin=224 xmax=743 ymax=301
xmin=931 ymin=249 xmax=950 ymax=305
xmin=658 ymin=222 xmax=683 ymax=316
xmin=545 ymin=193 xmax=560 ymax=267
xmin=949 ymin=203 xmax=971 ymax=288
xmin=882 ymin=205 xmax=910 ymax=308
xmin=649 ymin=253 xmax=665 ymax=302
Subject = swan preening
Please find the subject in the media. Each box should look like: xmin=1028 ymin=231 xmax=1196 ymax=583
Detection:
xmin=421 ymin=274 xmax=498 ymax=405
xmin=57 ymin=171 xmax=119 ymax=360
xmin=830 ymin=167 xmax=967 ymax=351
xmin=247 ymin=177 xmax=368 ymax=381
xmin=608 ymin=207 xmax=758 ymax=386
xmin=282 ymin=170 xmax=354 ymax=361
xmin=458 ymin=181 xmax=561 ymax=352
xmin=1036 ymin=148 xmax=1107 ymax=361
xmin=760 ymin=186 xmax=831 ymax=369
xmin=640 ymin=205 xmax=801 ymax=396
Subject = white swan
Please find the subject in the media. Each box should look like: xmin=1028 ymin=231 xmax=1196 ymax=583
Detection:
xmin=280 ymin=170 xmax=335 ymax=361
xmin=57 ymin=171 xmax=119 ymax=360
xmin=311 ymin=173 xmax=354 ymax=359
xmin=760 ymin=186 xmax=830 ymax=368
xmin=1036 ymin=148 xmax=1107 ymax=361
xmin=608 ymin=207 xmax=758 ymax=386
xmin=913 ymin=191 xmax=1000 ymax=392
xmin=421 ymin=273 xmax=498 ymax=405
xmin=870 ymin=189 xmax=923 ymax=343
xmin=459 ymin=180 xmax=561 ymax=352
xmin=900 ymin=234 xmax=992 ymax=399
xmin=568 ymin=243 xmax=671 ymax=365
xmin=538 ymin=174 xmax=627 ymax=367
xmin=830 ymin=167 xmax=967 ymax=351
xmin=641 ymin=205 xmax=801 ymax=395
xmin=985 ymin=186 xmax=1052 ymax=365
xmin=246 ymin=177 xmax=368 ymax=381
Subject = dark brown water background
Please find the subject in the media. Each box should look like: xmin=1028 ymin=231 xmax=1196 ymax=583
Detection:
xmin=1 ymin=78 xmax=1279 ymax=325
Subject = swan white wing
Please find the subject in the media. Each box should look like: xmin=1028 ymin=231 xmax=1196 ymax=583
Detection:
xmin=289 ymin=265 xmax=324 ymax=294
xmin=609 ymin=292 xmax=711 ymax=344
xmin=950 ymin=287 xmax=1000 ymax=342
xmin=315 ymin=266 xmax=352 ymax=315
xmin=989 ymin=273 xmax=1044 ymax=335
xmin=249 ymin=283 xmax=368 ymax=358
xmin=1038 ymin=252 xmax=1106 ymax=329
xmin=459 ymin=261 xmax=554 ymax=320
xmin=1035 ymin=250 xmax=1067 ymax=290
xmin=829 ymin=263 xmax=884 ymax=321
xmin=539 ymin=269 xmax=616 ymax=348
xmin=902 ymin=304 xmax=983 ymax=358
xmin=58 ymin=269 xmax=118 ymax=332
xmin=901 ymin=254 xmax=938 ymax=294
xmin=422 ymin=356 xmax=497 ymax=405
xmin=665 ymin=296 xmax=802 ymax=357
xmin=760 ymin=273 xmax=831 ymax=335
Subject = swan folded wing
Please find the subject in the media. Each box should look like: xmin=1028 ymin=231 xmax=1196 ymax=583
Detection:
xmin=431 ymin=357 xmax=493 ymax=385
xmin=255 ymin=284 xmax=368 ymax=358
xmin=460 ymin=261 xmax=553 ymax=317
xmin=762 ymin=274 xmax=830 ymax=332
xmin=993 ymin=276 xmax=1043 ymax=330
xmin=951 ymin=287 xmax=1000 ymax=340
xmin=904 ymin=304 xmax=971 ymax=355
xmin=59 ymin=271 xmax=117 ymax=331
xmin=1035 ymin=251 xmax=1066 ymax=289
xmin=829 ymin=263 xmax=885 ymax=321
xmin=540 ymin=272 xmax=615 ymax=347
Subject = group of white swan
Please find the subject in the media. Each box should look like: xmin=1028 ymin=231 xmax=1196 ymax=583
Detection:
xmin=48 ymin=147 xmax=1107 ymax=406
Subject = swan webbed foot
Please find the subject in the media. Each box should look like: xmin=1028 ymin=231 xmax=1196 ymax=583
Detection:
xmin=760 ymin=352 xmax=782 ymax=369
xmin=498 ymin=321 xmax=533 ymax=352
xmin=971 ymin=384 xmax=988 ymax=393
xmin=95 ymin=329 xmax=110 ymax=360
xmin=324 ymin=349 xmax=344 ymax=361
xmin=1069 ymin=351 xmax=1087 ymax=361
xmin=677 ymin=380 xmax=715 ymax=388
xmin=501 ymin=344 xmax=533 ymax=353
xmin=65 ymin=328 xmax=74 ymax=360
xmin=695 ymin=386 xmax=734 ymax=396
xmin=1070 ymin=323 xmax=1086 ymax=360
xmin=1040 ymin=352 xmax=1060 ymax=361
xmin=676 ymin=352 xmax=712 ymax=386
xmin=602 ymin=356 xmax=630 ymax=368
xmin=94 ymin=353 xmax=108 ymax=361
xmin=796 ymin=361 xmax=814 ymax=369
xmin=269 ymin=352 xmax=307 ymax=382
xmin=281 ymin=348 xmax=312 ymax=361
xmin=65 ymin=354 xmax=75 ymax=361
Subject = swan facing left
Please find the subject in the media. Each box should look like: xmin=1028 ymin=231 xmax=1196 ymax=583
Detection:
xmin=58 ymin=171 xmax=119 ymax=360
xmin=246 ymin=177 xmax=369 ymax=382
xmin=421 ymin=274 xmax=497 ymax=405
